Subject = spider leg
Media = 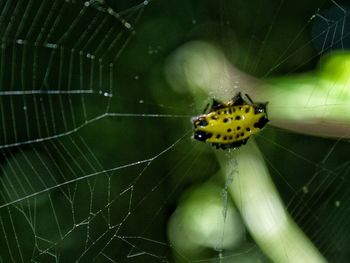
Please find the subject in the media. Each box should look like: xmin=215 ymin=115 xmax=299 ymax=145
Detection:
xmin=232 ymin=92 xmax=246 ymax=105
xmin=202 ymin=103 xmax=210 ymax=113
xmin=210 ymin=98 xmax=224 ymax=111
xmin=245 ymin=93 xmax=254 ymax=104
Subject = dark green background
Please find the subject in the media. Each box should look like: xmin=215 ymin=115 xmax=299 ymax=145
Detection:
xmin=0 ymin=0 xmax=349 ymax=262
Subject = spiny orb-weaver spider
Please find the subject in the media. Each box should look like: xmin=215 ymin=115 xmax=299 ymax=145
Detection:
xmin=192 ymin=92 xmax=269 ymax=150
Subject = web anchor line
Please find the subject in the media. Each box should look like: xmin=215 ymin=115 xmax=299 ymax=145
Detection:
xmin=0 ymin=131 xmax=189 ymax=209
xmin=0 ymin=159 xmax=152 ymax=209
xmin=0 ymin=90 xmax=95 ymax=96
xmin=0 ymin=113 xmax=191 ymax=150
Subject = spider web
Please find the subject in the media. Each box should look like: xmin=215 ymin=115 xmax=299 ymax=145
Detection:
xmin=0 ymin=0 xmax=350 ymax=262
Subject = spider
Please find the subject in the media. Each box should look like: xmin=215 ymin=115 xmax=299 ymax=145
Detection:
xmin=192 ymin=92 xmax=269 ymax=150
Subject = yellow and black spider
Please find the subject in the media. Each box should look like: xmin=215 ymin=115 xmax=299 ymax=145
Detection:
xmin=192 ymin=92 xmax=269 ymax=150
